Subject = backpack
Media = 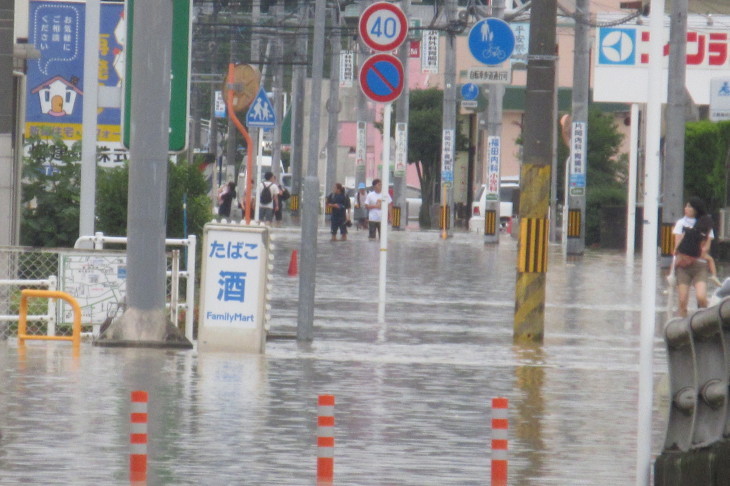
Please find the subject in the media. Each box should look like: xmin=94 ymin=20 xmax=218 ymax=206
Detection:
xmin=260 ymin=182 xmax=272 ymax=204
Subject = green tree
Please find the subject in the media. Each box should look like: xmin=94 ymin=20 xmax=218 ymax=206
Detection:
xmin=684 ymin=120 xmax=727 ymax=215
xmin=406 ymin=88 xmax=468 ymax=228
xmin=21 ymin=136 xmax=82 ymax=247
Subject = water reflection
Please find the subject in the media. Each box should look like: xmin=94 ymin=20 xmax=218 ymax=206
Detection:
xmin=512 ymin=344 xmax=546 ymax=484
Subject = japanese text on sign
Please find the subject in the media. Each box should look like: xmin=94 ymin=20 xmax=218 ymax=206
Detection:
xmin=441 ymin=129 xmax=454 ymax=181
xmin=487 ymin=136 xmax=501 ymax=198
xmin=467 ymin=67 xmax=511 ymax=84
xmin=356 ymin=121 xmax=366 ymax=168
xmin=421 ymin=30 xmax=439 ymax=73
xmin=570 ymin=121 xmax=587 ymax=191
xmin=340 ymin=51 xmax=354 ymax=88
xmin=394 ymin=122 xmax=407 ymax=177
xmin=209 ymin=240 xmax=260 ymax=260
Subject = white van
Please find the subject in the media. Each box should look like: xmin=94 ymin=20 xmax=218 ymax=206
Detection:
xmin=469 ymin=177 xmax=520 ymax=233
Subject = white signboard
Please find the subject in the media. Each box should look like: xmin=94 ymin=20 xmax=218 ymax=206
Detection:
xmin=394 ymin=122 xmax=407 ymax=177
xmin=340 ymin=51 xmax=354 ymax=88
xmin=441 ymin=129 xmax=455 ymax=182
xmin=594 ymin=18 xmax=730 ymax=105
xmin=58 ymin=252 xmax=127 ymax=325
xmin=466 ymin=67 xmax=511 ymax=84
xmin=214 ymin=90 xmax=226 ymax=118
xmin=510 ymin=23 xmax=530 ymax=64
xmin=356 ymin=121 xmax=367 ymax=169
xmin=710 ymin=77 xmax=730 ymax=121
xmin=486 ymin=136 xmax=501 ymax=199
xmin=421 ymin=30 xmax=439 ymax=73
xmin=569 ymin=121 xmax=587 ymax=196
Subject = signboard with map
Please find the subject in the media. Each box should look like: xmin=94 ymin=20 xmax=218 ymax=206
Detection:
xmin=58 ymin=252 xmax=127 ymax=326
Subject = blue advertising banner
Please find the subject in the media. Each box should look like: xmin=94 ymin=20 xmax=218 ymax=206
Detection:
xmin=26 ymin=0 xmax=125 ymax=142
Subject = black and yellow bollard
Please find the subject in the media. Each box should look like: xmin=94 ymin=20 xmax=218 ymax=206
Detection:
xmin=484 ymin=209 xmax=497 ymax=236
xmin=289 ymin=194 xmax=300 ymax=211
xmin=660 ymin=222 xmax=674 ymax=258
xmin=439 ymin=205 xmax=450 ymax=237
xmin=567 ymin=209 xmax=581 ymax=238
xmin=391 ymin=206 xmax=401 ymax=229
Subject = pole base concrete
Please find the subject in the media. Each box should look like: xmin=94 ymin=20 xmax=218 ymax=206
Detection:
xmin=94 ymin=307 xmax=192 ymax=349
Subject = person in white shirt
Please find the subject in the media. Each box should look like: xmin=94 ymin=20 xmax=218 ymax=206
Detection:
xmin=258 ymin=171 xmax=279 ymax=224
xmin=364 ymin=178 xmax=392 ymax=240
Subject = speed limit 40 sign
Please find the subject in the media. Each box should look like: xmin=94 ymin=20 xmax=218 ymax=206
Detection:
xmin=359 ymin=2 xmax=408 ymax=52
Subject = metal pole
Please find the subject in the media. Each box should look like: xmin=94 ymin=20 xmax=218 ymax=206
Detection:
xmin=297 ymin=0 xmax=326 ymax=341
xmin=378 ymin=103 xmax=392 ymax=323
xmin=566 ymin=0 xmax=589 ymax=255
xmin=440 ymin=0 xmax=457 ymax=238
xmin=355 ymin=0 xmax=373 ymax=190
xmin=0 ymin=0 xmax=15 ymax=247
xmin=637 ymin=1 xmax=665 ymax=483
xmin=513 ymin=0 xmax=556 ymax=343
xmin=484 ymin=0 xmax=506 ymax=244
xmin=661 ymin=0 xmax=688 ymax=266
xmin=79 ymin=0 xmax=100 ymax=242
xmin=325 ymin=5 xmax=341 ymax=195
xmin=626 ymin=103 xmax=639 ymax=260
xmin=394 ymin=0 xmax=411 ymax=227
xmin=290 ymin=0 xmax=309 ymax=214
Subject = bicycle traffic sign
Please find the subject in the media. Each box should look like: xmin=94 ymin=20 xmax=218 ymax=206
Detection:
xmin=359 ymin=54 xmax=404 ymax=103
xmin=468 ymin=18 xmax=515 ymax=66
xmin=359 ymin=2 xmax=408 ymax=52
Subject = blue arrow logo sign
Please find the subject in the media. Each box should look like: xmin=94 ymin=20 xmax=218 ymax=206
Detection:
xmin=246 ymin=88 xmax=276 ymax=128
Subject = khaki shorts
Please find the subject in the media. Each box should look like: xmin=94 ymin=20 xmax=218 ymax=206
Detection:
xmin=676 ymin=259 xmax=709 ymax=286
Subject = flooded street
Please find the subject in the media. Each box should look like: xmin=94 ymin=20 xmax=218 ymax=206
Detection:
xmin=0 ymin=229 xmax=676 ymax=485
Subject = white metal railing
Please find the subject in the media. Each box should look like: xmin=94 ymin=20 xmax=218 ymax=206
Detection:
xmin=0 ymin=276 xmax=58 ymax=335
xmin=74 ymin=232 xmax=197 ymax=342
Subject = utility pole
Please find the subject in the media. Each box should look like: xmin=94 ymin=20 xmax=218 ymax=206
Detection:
xmin=355 ymin=0 xmax=373 ymax=190
xmin=0 ymin=0 xmax=15 ymax=247
xmin=394 ymin=0 xmax=411 ymax=229
xmin=661 ymin=0 xmax=688 ymax=265
xmin=513 ymin=0 xmax=557 ymax=343
xmin=297 ymin=0 xmax=326 ymax=341
xmin=565 ymin=0 xmax=590 ymax=255
xmin=440 ymin=0 xmax=458 ymax=238
xmin=289 ymin=0 xmax=309 ymax=216
xmin=271 ymin=1 xmax=285 ymax=182
xmin=325 ymin=5 xmax=342 ymax=195
xmin=484 ymin=0 xmax=507 ymax=244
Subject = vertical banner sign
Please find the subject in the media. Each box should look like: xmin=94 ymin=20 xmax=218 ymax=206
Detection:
xmin=441 ymin=129 xmax=455 ymax=182
xmin=214 ymin=90 xmax=226 ymax=118
xmin=569 ymin=121 xmax=587 ymax=196
xmin=511 ymin=23 xmax=530 ymax=64
xmin=340 ymin=51 xmax=354 ymax=88
xmin=394 ymin=122 xmax=407 ymax=176
xmin=486 ymin=136 xmax=501 ymax=199
xmin=421 ymin=30 xmax=439 ymax=73
xmin=356 ymin=121 xmax=367 ymax=171
xmin=26 ymin=1 xmax=125 ymax=142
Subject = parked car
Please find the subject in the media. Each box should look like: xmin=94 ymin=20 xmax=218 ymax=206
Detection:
xmin=469 ymin=177 xmax=520 ymax=233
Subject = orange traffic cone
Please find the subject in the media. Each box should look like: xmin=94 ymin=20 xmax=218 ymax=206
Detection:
xmin=287 ymin=250 xmax=298 ymax=276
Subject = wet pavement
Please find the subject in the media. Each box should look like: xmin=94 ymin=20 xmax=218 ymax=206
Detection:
xmin=0 ymin=227 xmax=680 ymax=485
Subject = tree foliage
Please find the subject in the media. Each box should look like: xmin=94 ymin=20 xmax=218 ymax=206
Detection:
xmin=21 ymin=136 xmax=211 ymax=248
xmin=683 ymin=120 xmax=730 ymax=215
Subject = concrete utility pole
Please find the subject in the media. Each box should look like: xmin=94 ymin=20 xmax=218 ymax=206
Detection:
xmin=297 ymin=0 xmax=326 ymax=341
xmin=355 ymin=0 xmax=373 ymax=190
xmin=97 ymin=0 xmax=189 ymax=347
xmin=325 ymin=5 xmax=342 ymax=195
xmin=566 ymin=0 xmax=590 ymax=255
xmin=484 ymin=0 xmax=507 ymax=244
xmin=513 ymin=0 xmax=557 ymax=343
xmin=271 ymin=1 xmax=284 ymax=182
xmin=661 ymin=0 xmax=688 ymax=265
xmin=394 ymin=0 xmax=411 ymax=228
xmin=440 ymin=0 xmax=458 ymax=238
xmin=0 ymin=0 xmax=15 ymax=247
xmin=289 ymin=0 xmax=309 ymax=215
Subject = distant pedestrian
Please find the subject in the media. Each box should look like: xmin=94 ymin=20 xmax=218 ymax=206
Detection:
xmin=217 ymin=181 xmax=236 ymax=219
xmin=272 ymin=174 xmax=289 ymax=226
xmin=258 ymin=171 xmax=279 ymax=225
xmin=326 ymin=182 xmax=351 ymax=241
xmin=353 ymin=182 xmax=369 ymax=230
xmin=673 ymin=197 xmax=714 ymax=317
xmin=364 ymin=178 xmax=391 ymax=240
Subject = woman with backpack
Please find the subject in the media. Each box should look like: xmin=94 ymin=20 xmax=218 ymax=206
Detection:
xmin=672 ymin=196 xmax=715 ymax=316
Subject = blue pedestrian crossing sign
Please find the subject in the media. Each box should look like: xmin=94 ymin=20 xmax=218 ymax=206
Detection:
xmin=246 ymin=88 xmax=276 ymax=128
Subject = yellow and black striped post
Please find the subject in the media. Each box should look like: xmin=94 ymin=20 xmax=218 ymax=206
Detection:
xmin=324 ymin=203 xmax=332 ymax=216
xmin=289 ymin=194 xmax=300 ymax=211
xmin=567 ymin=209 xmax=582 ymax=238
xmin=440 ymin=205 xmax=450 ymax=236
xmin=484 ymin=209 xmax=497 ymax=236
xmin=660 ymin=222 xmax=674 ymax=257
xmin=391 ymin=206 xmax=401 ymax=229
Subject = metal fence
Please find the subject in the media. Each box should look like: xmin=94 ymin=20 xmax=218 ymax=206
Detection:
xmin=0 ymin=234 xmax=196 ymax=341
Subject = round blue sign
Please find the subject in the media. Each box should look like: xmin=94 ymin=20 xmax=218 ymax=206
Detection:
xmin=468 ymin=18 xmax=515 ymax=66
xmin=461 ymin=83 xmax=479 ymax=101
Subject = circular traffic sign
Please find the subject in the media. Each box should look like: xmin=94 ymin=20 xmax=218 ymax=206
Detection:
xmin=359 ymin=54 xmax=404 ymax=103
xmin=359 ymin=2 xmax=408 ymax=52
xmin=468 ymin=18 xmax=515 ymax=66
xmin=461 ymin=83 xmax=479 ymax=101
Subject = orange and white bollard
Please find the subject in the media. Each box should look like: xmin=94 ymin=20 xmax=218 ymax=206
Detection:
xmin=316 ymin=394 xmax=335 ymax=483
xmin=130 ymin=390 xmax=148 ymax=484
xmin=491 ymin=397 xmax=509 ymax=485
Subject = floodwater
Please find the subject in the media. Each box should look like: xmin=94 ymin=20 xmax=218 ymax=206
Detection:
xmin=0 ymin=228 xmax=679 ymax=485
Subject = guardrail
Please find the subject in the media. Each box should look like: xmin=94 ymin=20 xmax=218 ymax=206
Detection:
xmin=0 ymin=276 xmax=57 ymax=335
xmin=18 ymin=289 xmax=81 ymax=350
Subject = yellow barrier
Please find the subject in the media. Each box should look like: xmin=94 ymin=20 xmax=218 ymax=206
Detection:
xmin=18 ymin=289 xmax=81 ymax=350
